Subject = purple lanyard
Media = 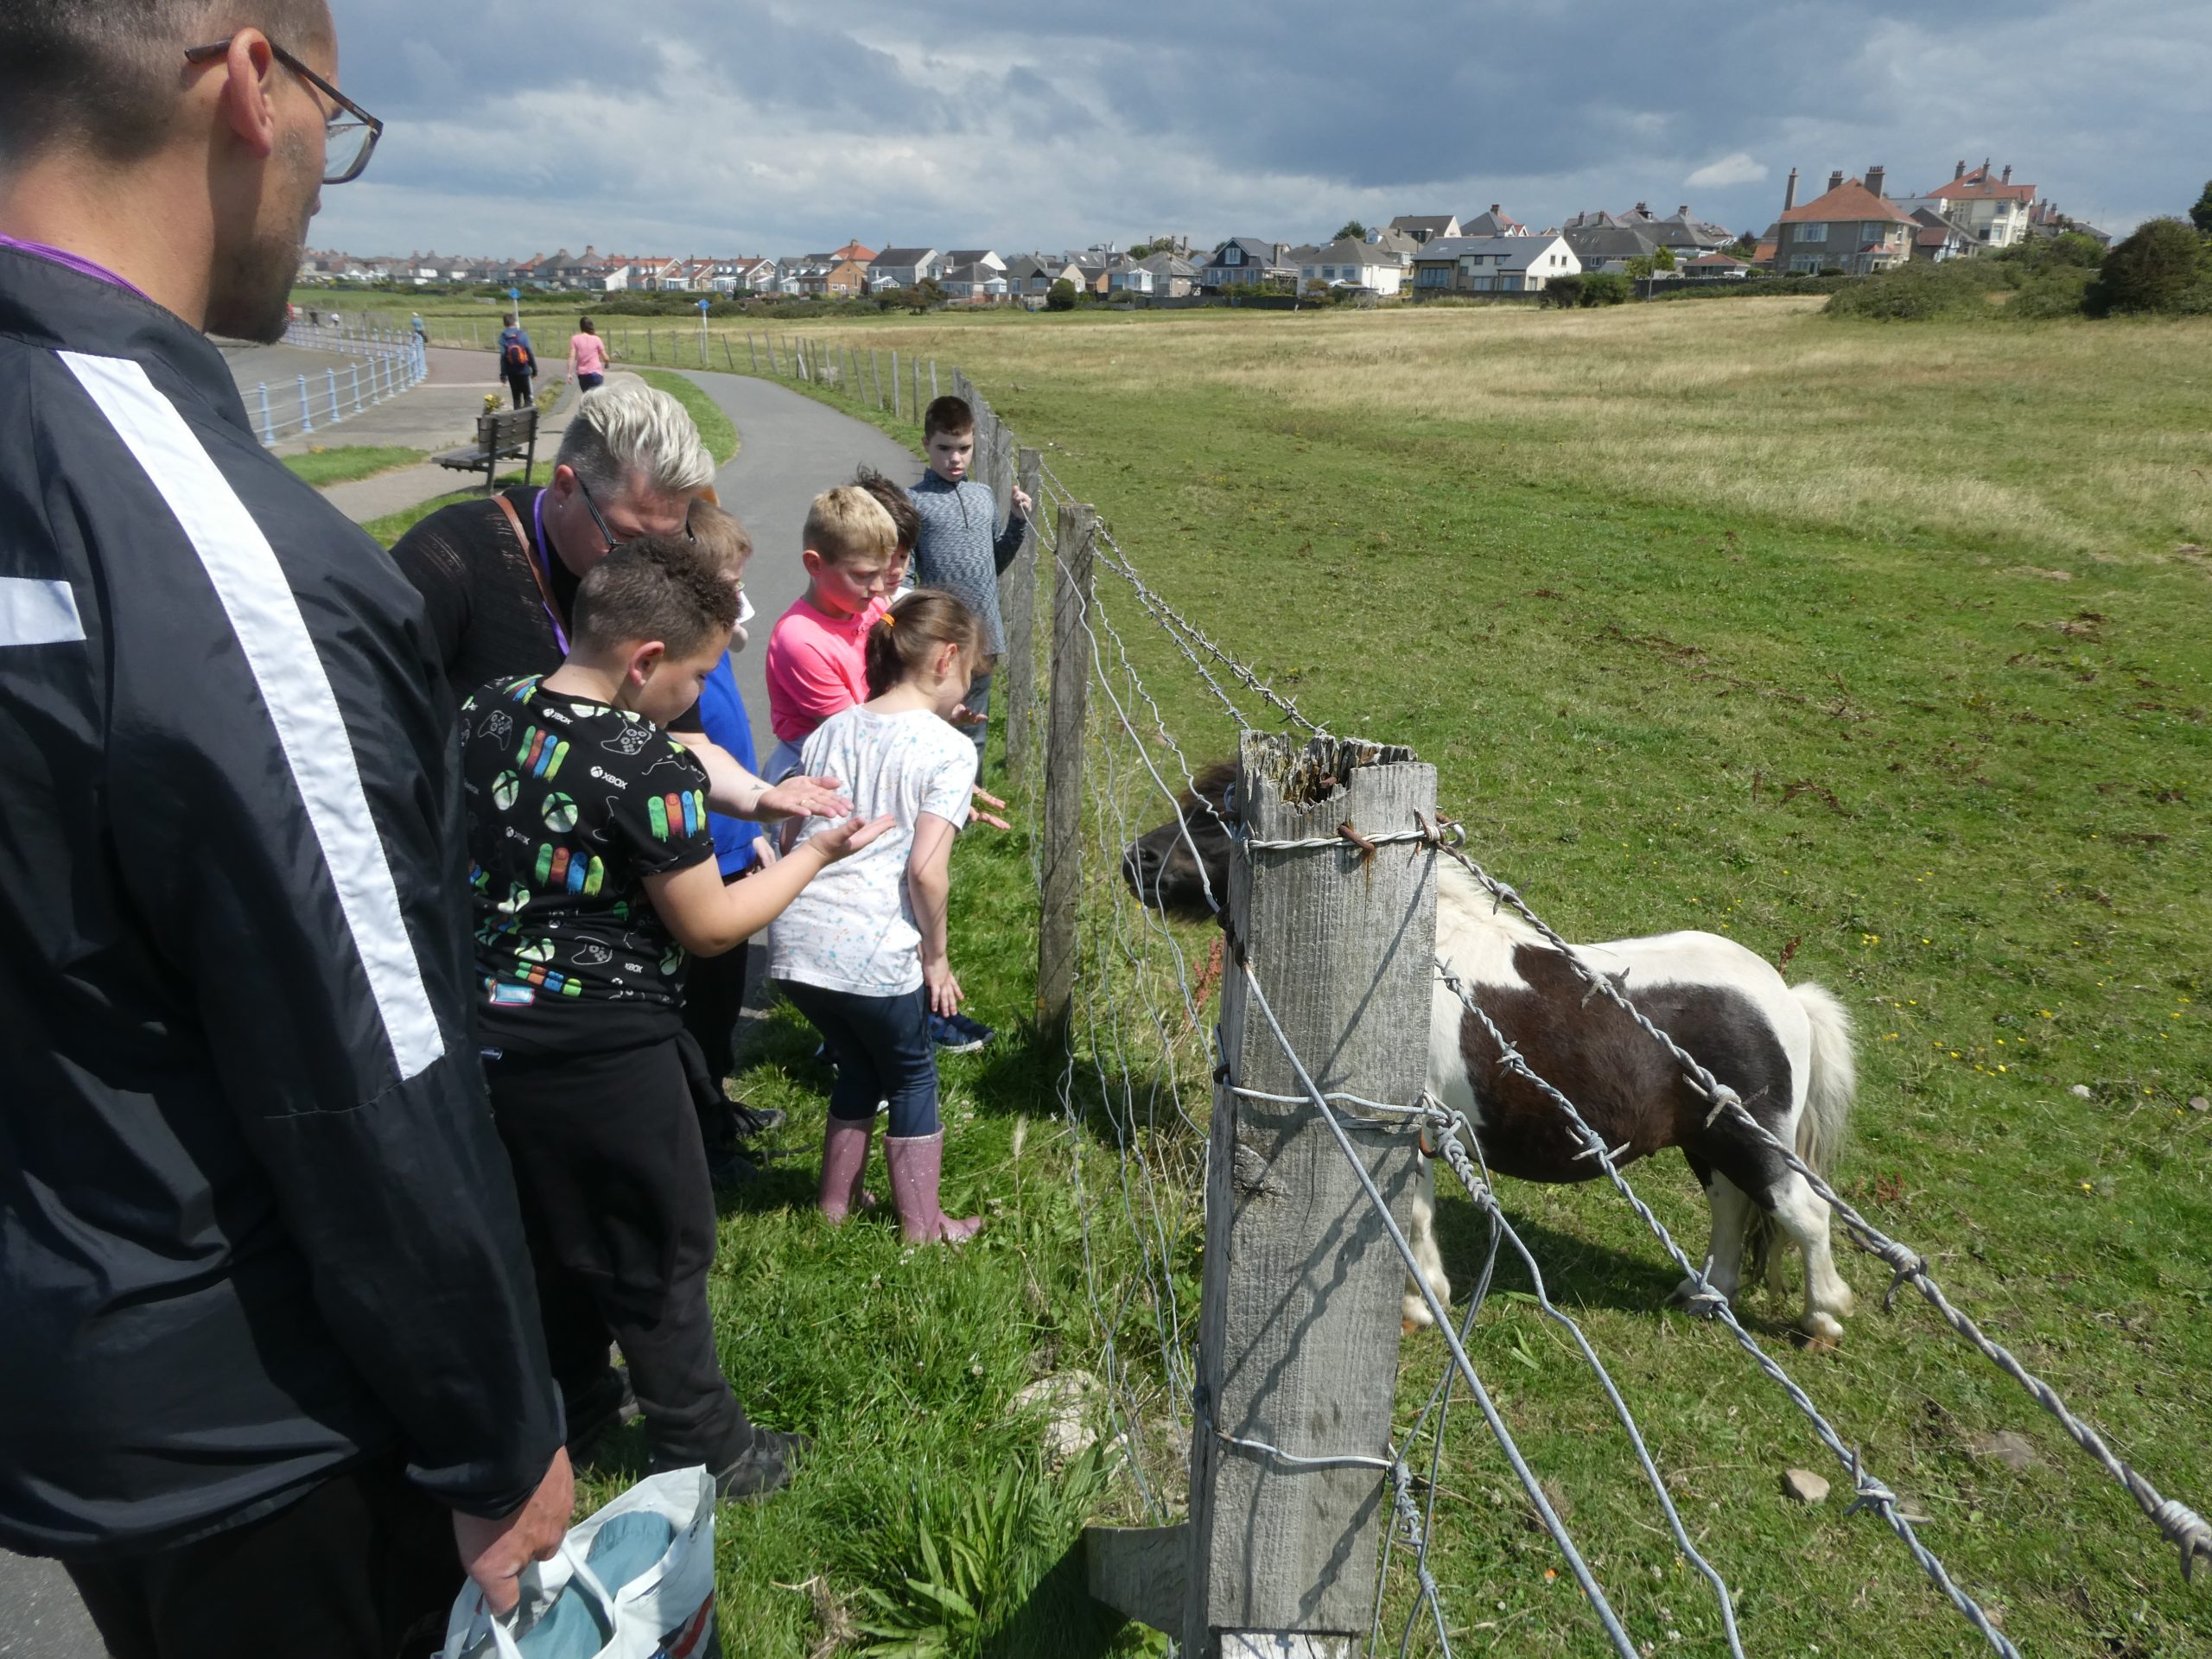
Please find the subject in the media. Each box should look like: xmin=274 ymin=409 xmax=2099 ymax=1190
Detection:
xmin=529 ymin=490 xmax=570 ymax=655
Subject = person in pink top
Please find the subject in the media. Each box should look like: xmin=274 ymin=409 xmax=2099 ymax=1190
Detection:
xmin=764 ymin=486 xmax=898 ymax=782
xmin=569 ymin=315 xmax=607 ymax=391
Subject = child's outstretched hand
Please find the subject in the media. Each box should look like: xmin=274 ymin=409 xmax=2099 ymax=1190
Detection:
xmin=1012 ymin=484 xmax=1033 ymax=517
xmin=924 ymin=957 xmax=963 ymax=1016
xmin=809 ymin=813 xmax=897 ymax=862
xmin=968 ymin=785 xmax=1011 ymax=832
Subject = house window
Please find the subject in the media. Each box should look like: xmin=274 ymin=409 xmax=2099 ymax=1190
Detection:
xmin=1796 ymin=223 xmax=1825 ymax=244
xmin=1225 ymin=247 xmax=1242 ymax=264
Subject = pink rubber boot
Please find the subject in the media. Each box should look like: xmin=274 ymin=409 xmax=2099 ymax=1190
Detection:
xmin=884 ymin=1130 xmax=982 ymax=1244
xmin=817 ymin=1116 xmax=876 ymax=1224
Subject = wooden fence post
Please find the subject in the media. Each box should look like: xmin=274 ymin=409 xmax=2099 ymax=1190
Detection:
xmin=913 ymin=355 xmax=924 ymax=420
xmin=1089 ymin=735 xmax=1439 ymax=1658
xmin=1034 ymin=502 xmax=1096 ymax=1033
xmin=931 ymin=359 xmax=940 ymax=401
xmin=891 ymin=349 xmax=901 ymax=419
xmin=871 ymin=347 xmax=884 ymax=409
xmin=747 ymin=333 xmax=760 ymax=372
xmin=1003 ymin=448 xmax=1042 ymax=785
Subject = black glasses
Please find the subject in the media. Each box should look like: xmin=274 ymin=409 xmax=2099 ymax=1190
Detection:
xmin=183 ymin=38 xmax=384 ymax=184
xmin=575 ymin=474 xmax=696 ymax=556
xmin=575 ymin=474 xmax=623 ymax=556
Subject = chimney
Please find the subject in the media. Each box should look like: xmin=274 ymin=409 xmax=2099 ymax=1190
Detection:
xmin=1783 ymin=167 xmax=1799 ymax=210
xmin=1827 ymin=169 xmax=1844 ymax=194
xmin=2001 ymin=163 xmax=2012 ymax=184
xmin=1490 ymin=203 xmax=1502 ymax=214
xmin=1955 ymin=159 xmax=1967 ymax=180
xmin=1677 ymin=204 xmax=1690 ymax=218
xmin=1865 ymin=165 xmax=1885 ymax=200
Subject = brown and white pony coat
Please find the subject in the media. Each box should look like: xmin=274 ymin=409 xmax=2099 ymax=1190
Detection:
xmin=1123 ymin=764 xmax=1859 ymax=1342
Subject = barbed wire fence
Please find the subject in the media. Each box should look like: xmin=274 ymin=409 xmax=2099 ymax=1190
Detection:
xmin=925 ymin=365 xmax=2211 ymax=1656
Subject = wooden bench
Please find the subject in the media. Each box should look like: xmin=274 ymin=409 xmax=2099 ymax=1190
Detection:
xmin=434 ymin=406 xmax=540 ymax=496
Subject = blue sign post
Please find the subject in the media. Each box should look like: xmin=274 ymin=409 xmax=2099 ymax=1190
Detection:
xmin=697 ymin=297 xmax=710 ymax=366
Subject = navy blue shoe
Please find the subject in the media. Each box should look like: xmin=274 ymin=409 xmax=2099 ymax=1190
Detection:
xmin=931 ymin=1010 xmax=995 ymax=1054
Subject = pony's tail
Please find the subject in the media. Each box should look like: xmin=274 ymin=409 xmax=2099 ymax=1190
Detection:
xmin=1751 ymin=981 xmax=1857 ymax=1293
xmin=1790 ymin=981 xmax=1856 ymax=1179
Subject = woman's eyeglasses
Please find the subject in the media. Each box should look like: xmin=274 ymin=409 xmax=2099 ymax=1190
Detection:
xmin=182 ymin=38 xmax=384 ymax=185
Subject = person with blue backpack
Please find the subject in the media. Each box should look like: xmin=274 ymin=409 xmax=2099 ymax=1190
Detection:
xmin=497 ymin=310 xmax=536 ymax=408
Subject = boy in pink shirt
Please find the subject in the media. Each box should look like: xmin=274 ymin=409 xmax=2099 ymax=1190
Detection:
xmin=764 ymin=486 xmax=899 ymax=781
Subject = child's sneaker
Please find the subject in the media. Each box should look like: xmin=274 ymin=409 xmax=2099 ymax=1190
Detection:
xmin=930 ymin=1010 xmax=994 ymax=1054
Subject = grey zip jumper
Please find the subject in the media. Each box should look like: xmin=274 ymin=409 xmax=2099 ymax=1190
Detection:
xmin=907 ymin=470 xmax=1027 ymax=658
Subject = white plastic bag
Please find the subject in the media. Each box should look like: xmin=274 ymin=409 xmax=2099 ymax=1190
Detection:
xmin=442 ymin=1465 xmax=719 ymax=1659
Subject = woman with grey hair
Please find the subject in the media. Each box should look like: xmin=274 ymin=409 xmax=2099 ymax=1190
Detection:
xmin=391 ymin=378 xmax=850 ymax=825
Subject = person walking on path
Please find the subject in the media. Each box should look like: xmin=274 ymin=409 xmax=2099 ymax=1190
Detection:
xmin=497 ymin=309 xmax=536 ymax=408
xmin=570 ymin=314 xmax=607 ymax=392
xmin=0 ymin=5 xmax=572 ymax=1654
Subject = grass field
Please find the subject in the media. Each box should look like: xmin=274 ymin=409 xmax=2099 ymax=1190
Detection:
xmin=279 ymin=443 xmax=423 ymax=488
xmin=386 ymin=297 xmax=2210 ymax=1656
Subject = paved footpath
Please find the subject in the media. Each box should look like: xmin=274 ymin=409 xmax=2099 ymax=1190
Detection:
xmin=0 ymin=368 xmax=915 ymax=1658
xmin=671 ymin=366 xmax=918 ymax=738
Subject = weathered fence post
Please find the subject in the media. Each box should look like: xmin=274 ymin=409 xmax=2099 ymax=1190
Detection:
xmin=1035 ymin=501 xmax=1096 ymax=1033
xmin=870 ymin=347 xmax=884 ymax=409
xmin=891 ymin=349 xmax=902 ymax=419
xmin=722 ymin=336 xmax=735 ymax=372
xmin=1002 ymin=448 xmax=1043 ymax=785
xmin=930 ymin=359 xmax=940 ymax=401
xmin=747 ymin=333 xmax=760 ymax=372
xmin=1089 ymin=734 xmax=1440 ymax=1659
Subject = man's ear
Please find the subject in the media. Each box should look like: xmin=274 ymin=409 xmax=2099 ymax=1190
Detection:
xmin=626 ymin=641 xmax=668 ymax=685
xmin=216 ymin=31 xmax=281 ymax=159
xmin=550 ymin=464 xmax=578 ymax=501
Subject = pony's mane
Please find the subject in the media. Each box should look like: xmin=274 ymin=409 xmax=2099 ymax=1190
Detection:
xmin=1185 ymin=760 xmax=1236 ymax=811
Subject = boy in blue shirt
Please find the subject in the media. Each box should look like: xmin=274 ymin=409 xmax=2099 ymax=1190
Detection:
xmin=681 ymin=502 xmax=782 ymax=1173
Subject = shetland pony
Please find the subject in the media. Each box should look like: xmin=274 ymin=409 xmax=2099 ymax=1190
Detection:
xmin=1124 ymin=764 xmax=1859 ymax=1342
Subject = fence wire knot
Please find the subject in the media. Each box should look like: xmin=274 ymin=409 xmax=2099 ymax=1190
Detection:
xmin=1869 ymin=1237 xmax=1929 ymax=1311
xmin=2150 ymin=1497 xmax=2212 ymax=1580
xmin=1846 ymin=1452 xmax=1901 ymax=1521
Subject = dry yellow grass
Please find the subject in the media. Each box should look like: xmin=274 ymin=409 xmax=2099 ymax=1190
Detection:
xmin=791 ymin=299 xmax=2212 ymax=561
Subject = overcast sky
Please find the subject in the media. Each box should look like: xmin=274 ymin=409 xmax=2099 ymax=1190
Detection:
xmin=314 ymin=0 xmax=2208 ymax=259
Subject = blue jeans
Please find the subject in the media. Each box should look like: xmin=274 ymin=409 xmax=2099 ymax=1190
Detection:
xmin=777 ymin=980 xmax=939 ymax=1137
xmin=962 ymin=671 xmax=991 ymax=761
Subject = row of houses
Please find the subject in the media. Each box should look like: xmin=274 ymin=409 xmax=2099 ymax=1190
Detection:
xmin=300 ymin=159 xmax=2105 ymax=305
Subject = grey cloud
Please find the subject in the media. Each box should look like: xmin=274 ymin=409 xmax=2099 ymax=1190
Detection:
xmin=316 ymin=0 xmax=2209 ymax=257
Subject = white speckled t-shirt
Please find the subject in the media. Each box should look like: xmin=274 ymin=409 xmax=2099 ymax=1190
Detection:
xmin=766 ymin=705 xmax=977 ymax=995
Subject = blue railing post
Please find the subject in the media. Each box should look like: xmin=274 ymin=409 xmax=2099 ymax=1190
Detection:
xmin=296 ymin=373 xmax=313 ymax=435
xmin=350 ymin=361 xmax=363 ymax=413
xmin=256 ymin=382 xmax=274 ymax=444
xmin=327 ymin=366 xmax=341 ymax=424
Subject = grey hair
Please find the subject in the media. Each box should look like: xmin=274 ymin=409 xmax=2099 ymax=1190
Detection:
xmin=554 ymin=379 xmax=715 ymax=501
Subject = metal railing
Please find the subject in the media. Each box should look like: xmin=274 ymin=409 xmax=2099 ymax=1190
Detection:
xmin=248 ymin=317 xmax=430 ymax=446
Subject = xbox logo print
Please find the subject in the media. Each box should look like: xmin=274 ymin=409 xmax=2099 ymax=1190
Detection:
xmin=541 ymin=791 xmax=580 ymax=832
xmin=492 ymin=770 xmax=520 ymax=810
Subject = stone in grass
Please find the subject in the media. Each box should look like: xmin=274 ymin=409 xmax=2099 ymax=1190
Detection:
xmin=2069 ymin=1084 xmax=2094 ymax=1100
xmin=1969 ymin=1429 xmax=2039 ymax=1472
xmin=2190 ymin=1096 xmax=2209 ymax=1114
xmin=1011 ymin=1371 xmax=1103 ymax=1465
xmin=1781 ymin=1468 xmax=1831 ymax=1505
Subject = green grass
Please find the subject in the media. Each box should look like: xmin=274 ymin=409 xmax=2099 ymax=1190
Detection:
xmin=338 ymin=296 xmax=2212 ymax=1654
xmin=280 ymin=443 xmax=423 ymax=487
xmin=636 ymin=366 xmax=738 ymax=464
xmin=652 ymin=302 xmax=2211 ymax=1656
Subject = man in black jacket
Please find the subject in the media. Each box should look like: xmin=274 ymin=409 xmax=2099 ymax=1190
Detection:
xmin=0 ymin=4 xmax=572 ymax=1654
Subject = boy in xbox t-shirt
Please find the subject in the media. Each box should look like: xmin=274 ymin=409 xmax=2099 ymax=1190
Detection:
xmin=459 ymin=535 xmax=889 ymax=1503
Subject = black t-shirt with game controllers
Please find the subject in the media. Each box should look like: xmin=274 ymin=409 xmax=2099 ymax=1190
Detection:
xmin=459 ymin=675 xmax=715 ymax=1054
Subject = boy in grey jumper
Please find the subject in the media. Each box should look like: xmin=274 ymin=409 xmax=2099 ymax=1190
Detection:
xmin=908 ymin=395 xmax=1031 ymax=761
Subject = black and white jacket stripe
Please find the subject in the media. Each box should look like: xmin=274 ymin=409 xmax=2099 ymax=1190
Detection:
xmin=0 ymin=247 xmax=561 ymax=1556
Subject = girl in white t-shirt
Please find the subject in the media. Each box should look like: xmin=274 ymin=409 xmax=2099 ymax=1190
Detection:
xmin=768 ymin=589 xmax=985 ymax=1243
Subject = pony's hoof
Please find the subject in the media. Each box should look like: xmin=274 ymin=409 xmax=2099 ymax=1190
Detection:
xmin=1800 ymin=1312 xmax=1846 ymax=1349
xmin=1402 ymin=1302 xmax=1435 ymax=1333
